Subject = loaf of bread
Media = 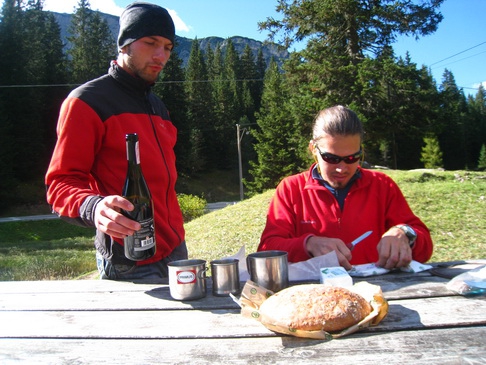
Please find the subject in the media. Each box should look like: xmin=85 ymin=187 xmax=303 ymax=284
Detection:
xmin=259 ymin=284 xmax=372 ymax=332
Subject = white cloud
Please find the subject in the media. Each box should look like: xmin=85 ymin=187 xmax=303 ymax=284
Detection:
xmin=167 ymin=9 xmax=190 ymax=33
xmin=0 ymin=0 xmax=191 ymax=33
xmin=41 ymin=1 xmax=190 ymax=33
xmin=472 ymin=81 xmax=486 ymax=90
xmin=42 ymin=0 xmax=124 ymax=16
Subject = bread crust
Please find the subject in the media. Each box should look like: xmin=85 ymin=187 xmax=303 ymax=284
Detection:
xmin=259 ymin=284 xmax=372 ymax=332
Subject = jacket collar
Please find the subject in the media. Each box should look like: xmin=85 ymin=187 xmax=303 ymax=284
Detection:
xmin=310 ymin=163 xmax=362 ymax=187
xmin=108 ymin=61 xmax=153 ymax=96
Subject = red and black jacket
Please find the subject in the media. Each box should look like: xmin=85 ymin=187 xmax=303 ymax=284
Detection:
xmin=46 ymin=61 xmax=185 ymax=265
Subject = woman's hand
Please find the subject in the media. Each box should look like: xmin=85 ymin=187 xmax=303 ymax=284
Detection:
xmin=305 ymin=236 xmax=353 ymax=270
xmin=376 ymin=227 xmax=413 ymax=269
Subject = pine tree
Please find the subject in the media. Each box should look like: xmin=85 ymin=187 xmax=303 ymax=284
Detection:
xmin=0 ymin=0 xmax=66 ymax=211
xmin=257 ymin=0 xmax=445 ymax=170
xmin=213 ymin=39 xmax=241 ymax=168
xmin=354 ymin=50 xmax=440 ymax=169
xmin=254 ymin=48 xmax=267 ymax=111
xmin=466 ymin=85 xmax=486 ymax=170
xmin=239 ymin=45 xmax=258 ymax=121
xmin=204 ymin=42 xmax=216 ymax=79
xmin=478 ymin=144 xmax=486 ymax=171
xmin=421 ymin=135 xmax=443 ymax=169
xmin=185 ymin=38 xmax=212 ymax=172
xmin=68 ymin=0 xmax=114 ymax=83
xmin=246 ymin=59 xmax=307 ymax=194
xmin=153 ymin=46 xmax=192 ymax=175
xmin=261 ymin=0 xmax=444 ymax=104
xmin=0 ymin=0 xmax=24 ymax=203
xmin=438 ymin=70 xmax=468 ymax=169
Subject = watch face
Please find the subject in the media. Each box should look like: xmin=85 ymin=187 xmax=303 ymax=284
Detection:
xmin=404 ymin=225 xmax=417 ymax=243
xmin=396 ymin=225 xmax=416 ymax=245
xmin=405 ymin=225 xmax=414 ymax=235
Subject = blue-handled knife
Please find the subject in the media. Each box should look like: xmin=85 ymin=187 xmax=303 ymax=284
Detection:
xmin=346 ymin=230 xmax=372 ymax=251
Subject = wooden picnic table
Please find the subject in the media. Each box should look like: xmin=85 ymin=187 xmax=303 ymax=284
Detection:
xmin=0 ymin=260 xmax=485 ymax=364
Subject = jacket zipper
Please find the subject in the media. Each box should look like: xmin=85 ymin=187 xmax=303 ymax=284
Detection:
xmin=144 ymin=94 xmax=182 ymax=244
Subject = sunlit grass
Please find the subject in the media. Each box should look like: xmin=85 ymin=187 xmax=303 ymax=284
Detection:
xmin=0 ymin=220 xmax=96 ymax=281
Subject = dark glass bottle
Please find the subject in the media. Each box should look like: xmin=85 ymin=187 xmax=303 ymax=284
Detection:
xmin=122 ymin=133 xmax=156 ymax=261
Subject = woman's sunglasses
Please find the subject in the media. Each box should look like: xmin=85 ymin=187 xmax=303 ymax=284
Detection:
xmin=314 ymin=145 xmax=362 ymax=164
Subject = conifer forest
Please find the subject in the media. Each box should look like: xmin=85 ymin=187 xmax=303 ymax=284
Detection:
xmin=0 ymin=0 xmax=485 ymax=212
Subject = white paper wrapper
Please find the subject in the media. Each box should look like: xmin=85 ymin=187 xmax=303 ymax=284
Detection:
xmin=225 ymin=246 xmax=432 ymax=280
xmin=288 ymin=251 xmax=340 ymax=281
xmin=224 ymin=246 xmax=340 ymax=282
xmin=349 ymin=260 xmax=433 ymax=277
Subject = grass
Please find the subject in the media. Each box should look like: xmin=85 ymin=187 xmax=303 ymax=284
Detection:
xmin=0 ymin=220 xmax=96 ymax=280
xmin=0 ymin=169 xmax=485 ymax=280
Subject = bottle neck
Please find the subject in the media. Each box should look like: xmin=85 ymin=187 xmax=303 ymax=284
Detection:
xmin=126 ymin=139 xmax=141 ymax=167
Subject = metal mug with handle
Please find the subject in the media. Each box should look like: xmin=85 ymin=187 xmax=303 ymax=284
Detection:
xmin=168 ymin=259 xmax=208 ymax=300
xmin=246 ymin=250 xmax=289 ymax=292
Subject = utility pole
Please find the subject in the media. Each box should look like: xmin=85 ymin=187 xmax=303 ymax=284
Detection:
xmin=236 ymin=124 xmax=249 ymax=201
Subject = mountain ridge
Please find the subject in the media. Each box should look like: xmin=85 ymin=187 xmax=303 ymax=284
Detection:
xmin=50 ymin=10 xmax=289 ymax=67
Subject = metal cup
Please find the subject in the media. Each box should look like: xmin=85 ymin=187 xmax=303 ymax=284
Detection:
xmin=210 ymin=259 xmax=240 ymax=296
xmin=246 ymin=251 xmax=289 ymax=292
xmin=168 ymin=259 xmax=207 ymax=300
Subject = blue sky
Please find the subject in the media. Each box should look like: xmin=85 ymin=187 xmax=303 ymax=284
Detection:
xmin=3 ymin=0 xmax=485 ymax=95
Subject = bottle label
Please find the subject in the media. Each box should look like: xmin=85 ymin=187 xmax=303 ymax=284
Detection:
xmin=133 ymin=217 xmax=155 ymax=251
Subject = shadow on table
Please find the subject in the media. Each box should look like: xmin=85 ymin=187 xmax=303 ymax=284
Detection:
xmin=144 ymin=285 xmax=242 ymax=313
xmin=373 ymin=304 xmax=422 ymax=331
xmin=144 ymin=286 xmax=173 ymax=301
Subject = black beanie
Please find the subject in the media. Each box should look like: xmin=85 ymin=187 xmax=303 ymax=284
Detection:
xmin=117 ymin=2 xmax=175 ymax=49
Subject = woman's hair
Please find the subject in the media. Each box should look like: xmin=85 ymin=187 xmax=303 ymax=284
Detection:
xmin=312 ymin=105 xmax=364 ymax=142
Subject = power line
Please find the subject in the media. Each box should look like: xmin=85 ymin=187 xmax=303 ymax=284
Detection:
xmin=431 ymin=49 xmax=486 ymax=71
xmin=0 ymin=78 xmax=265 ymax=89
xmin=430 ymin=40 xmax=486 ymax=66
xmin=0 ymin=83 xmax=80 ymax=89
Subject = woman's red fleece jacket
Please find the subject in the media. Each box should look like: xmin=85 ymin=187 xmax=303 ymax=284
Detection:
xmin=258 ymin=165 xmax=433 ymax=264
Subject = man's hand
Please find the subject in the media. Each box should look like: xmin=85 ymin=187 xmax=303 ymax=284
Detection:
xmin=376 ymin=227 xmax=413 ymax=269
xmin=94 ymin=195 xmax=141 ymax=239
xmin=305 ymin=236 xmax=353 ymax=270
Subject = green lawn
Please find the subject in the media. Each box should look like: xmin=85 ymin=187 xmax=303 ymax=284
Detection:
xmin=1 ymin=169 xmax=485 ymax=280
xmin=0 ymin=220 xmax=96 ymax=280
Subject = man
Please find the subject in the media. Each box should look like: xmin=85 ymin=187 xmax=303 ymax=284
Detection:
xmin=258 ymin=105 xmax=433 ymax=270
xmin=45 ymin=2 xmax=187 ymax=280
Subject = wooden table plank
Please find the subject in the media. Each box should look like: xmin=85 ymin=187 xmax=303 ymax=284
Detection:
xmin=1 ymin=327 xmax=485 ymax=365
xmin=0 ymin=309 xmax=272 ymax=339
xmin=0 ymin=288 xmax=239 ymax=311
xmin=0 ymin=279 xmax=165 ymax=294
xmin=360 ymin=273 xmax=452 ymax=299
xmin=0 ymin=274 xmax=454 ymax=312
xmin=1 ymin=296 xmax=484 ymax=339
